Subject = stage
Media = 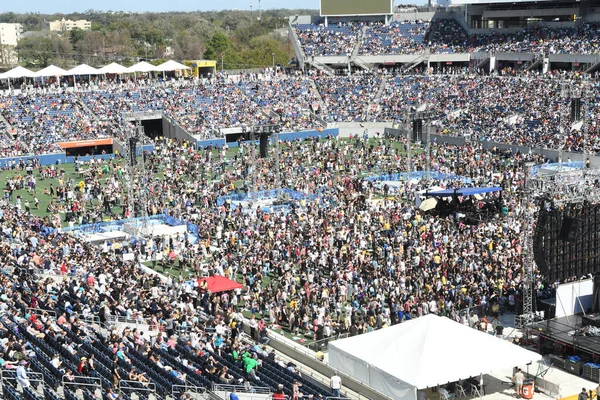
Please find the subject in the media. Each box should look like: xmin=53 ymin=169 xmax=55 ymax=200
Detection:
xmin=527 ymin=314 xmax=600 ymax=383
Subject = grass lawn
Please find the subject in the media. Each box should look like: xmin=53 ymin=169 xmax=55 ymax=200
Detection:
xmin=0 ymin=136 xmax=415 ymax=223
xmin=1 ymin=137 xmax=414 ymax=346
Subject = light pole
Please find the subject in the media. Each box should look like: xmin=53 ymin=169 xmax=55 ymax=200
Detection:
xmin=272 ymin=52 xmax=275 ymax=69
xmin=221 ymin=54 xmax=224 ymax=71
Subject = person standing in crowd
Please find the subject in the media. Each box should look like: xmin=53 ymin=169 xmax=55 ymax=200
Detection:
xmin=229 ymin=387 xmax=240 ymax=400
xmin=513 ymin=368 xmax=525 ymax=398
xmin=579 ymin=388 xmax=589 ymax=400
xmin=249 ymin=315 xmax=258 ymax=340
xmin=16 ymin=360 xmax=30 ymax=389
xmin=330 ymin=372 xmax=342 ymax=398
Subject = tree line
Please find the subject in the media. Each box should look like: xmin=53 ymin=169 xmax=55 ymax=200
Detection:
xmin=0 ymin=9 xmax=318 ymax=69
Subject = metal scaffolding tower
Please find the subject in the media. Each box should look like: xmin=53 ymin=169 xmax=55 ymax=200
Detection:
xmin=519 ymin=162 xmax=537 ymax=327
xmin=123 ymin=114 xmax=150 ymax=237
xmin=273 ymin=130 xmax=281 ymax=196
xmin=517 ymin=163 xmax=600 ymax=329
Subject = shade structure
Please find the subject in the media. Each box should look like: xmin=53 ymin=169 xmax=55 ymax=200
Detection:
xmin=197 ymin=275 xmax=243 ymax=293
xmin=34 ymin=65 xmax=67 ymax=77
xmin=328 ymin=314 xmax=543 ymax=400
xmin=2 ymin=66 xmax=35 ymax=79
xmin=419 ymin=197 xmax=437 ymax=211
xmin=67 ymin=64 xmax=99 ymax=76
xmin=155 ymin=60 xmax=191 ymax=72
xmin=126 ymin=61 xmax=158 ymax=73
xmin=423 ymin=186 xmax=503 ymax=198
xmin=97 ymin=62 xmax=128 ymax=74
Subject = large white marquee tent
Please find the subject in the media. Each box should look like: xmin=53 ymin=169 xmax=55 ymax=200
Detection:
xmin=328 ymin=314 xmax=543 ymax=400
xmin=0 ymin=60 xmax=189 ymax=80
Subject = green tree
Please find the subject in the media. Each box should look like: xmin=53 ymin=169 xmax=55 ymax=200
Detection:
xmin=203 ymin=31 xmax=232 ymax=61
xmin=17 ymin=34 xmax=71 ymax=68
xmin=69 ymin=28 xmax=86 ymax=47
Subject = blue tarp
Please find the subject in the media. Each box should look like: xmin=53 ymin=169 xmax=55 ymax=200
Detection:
xmin=530 ymin=161 xmax=583 ymax=176
xmin=365 ymin=172 xmax=472 ymax=184
xmin=216 ymin=189 xmax=319 ymax=207
xmin=423 ymin=187 xmax=503 ymax=198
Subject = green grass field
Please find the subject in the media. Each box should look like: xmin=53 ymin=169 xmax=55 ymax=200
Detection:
xmin=0 ymin=137 xmax=414 ymax=223
xmin=0 ymin=137 xmax=412 ymax=346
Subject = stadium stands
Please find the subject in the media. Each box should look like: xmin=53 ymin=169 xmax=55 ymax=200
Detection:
xmin=294 ymin=18 xmax=600 ymax=56
xmin=360 ymin=21 xmax=429 ymax=55
xmin=296 ymin=23 xmax=361 ymax=56
xmin=0 ymin=93 xmax=110 ymax=155
xmin=314 ymin=74 xmax=382 ymax=122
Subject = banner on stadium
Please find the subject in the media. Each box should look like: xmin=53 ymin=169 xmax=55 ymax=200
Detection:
xmin=58 ymin=138 xmax=113 ymax=149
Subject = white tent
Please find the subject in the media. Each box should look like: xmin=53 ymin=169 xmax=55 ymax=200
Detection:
xmin=67 ymin=64 xmax=99 ymax=75
xmin=126 ymin=61 xmax=158 ymax=73
xmin=2 ymin=66 xmax=35 ymax=79
xmin=34 ymin=65 xmax=67 ymax=77
xmin=155 ymin=60 xmax=191 ymax=72
xmin=97 ymin=62 xmax=128 ymax=74
xmin=328 ymin=314 xmax=543 ymax=400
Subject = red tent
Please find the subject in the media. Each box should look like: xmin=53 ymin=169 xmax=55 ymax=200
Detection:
xmin=197 ymin=275 xmax=243 ymax=293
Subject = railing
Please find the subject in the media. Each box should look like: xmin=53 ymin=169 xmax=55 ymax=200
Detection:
xmin=63 ymin=375 xmax=102 ymax=392
xmin=265 ymin=330 xmax=391 ymax=400
xmin=172 ymin=384 xmax=208 ymax=399
xmin=106 ymin=313 xmax=152 ymax=327
xmin=71 ymin=312 xmax=100 ymax=326
xmin=118 ymin=379 xmax=156 ymax=394
xmin=302 ymin=333 xmax=350 ymax=352
xmin=26 ymin=307 xmax=56 ymax=319
xmin=212 ymin=383 xmax=272 ymax=395
xmin=1 ymin=369 xmax=45 ymax=392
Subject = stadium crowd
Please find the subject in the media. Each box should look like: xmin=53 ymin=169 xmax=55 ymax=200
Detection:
xmin=295 ymin=23 xmax=361 ymax=56
xmin=296 ymin=18 xmax=600 ymax=56
xmin=360 ymin=21 xmax=428 ymax=56
xmin=1 ymin=65 xmax=599 ymax=156
xmin=374 ymin=74 xmax=598 ymax=152
xmin=0 ymin=12 xmax=597 ymax=400
xmin=0 ymin=115 xmax=579 ymax=400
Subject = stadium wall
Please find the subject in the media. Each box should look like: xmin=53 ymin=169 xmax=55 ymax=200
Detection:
xmin=385 ymin=127 xmax=595 ymax=165
xmin=197 ymin=138 xmax=227 ymax=149
xmin=0 ymin=153 xmax=116 ymax=168
xmin=195 ymin=128 xmax=339 ymax=149
xmin=163 ymin=117 xmax=198 ymax=144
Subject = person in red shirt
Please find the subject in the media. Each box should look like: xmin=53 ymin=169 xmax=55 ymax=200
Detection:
xmin=77 ymin=357 xmax=89 ymax=375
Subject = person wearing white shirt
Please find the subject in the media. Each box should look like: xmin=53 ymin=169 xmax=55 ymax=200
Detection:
xmin=330 ymin=373 xmax=342 ymax=397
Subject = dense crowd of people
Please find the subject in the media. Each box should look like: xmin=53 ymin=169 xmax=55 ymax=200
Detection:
xmin=375 ymin=73 xmax=599 ymax=152
xmin=296 ymin=23 xmax=361 ymax=56
xmin=297 ymin=19 xmax=600 ymax=56
xmin=0 ymin=14 xmax=596 ymax=400
xmin=313 ymin=74 xmax=382 ymax=122
xmin=360 ymin=21 xmax=428 ymax=56
xmin=0 ymin=118 xmax=586 ymax=399
xmin=0 ymin=92 xmax=114 ymax=155
xmin=0 ymin=69 xmax=598 ymax=156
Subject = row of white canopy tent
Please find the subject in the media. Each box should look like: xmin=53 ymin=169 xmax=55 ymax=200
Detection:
xmin=0 ymin=60 xmax=191 ymax=79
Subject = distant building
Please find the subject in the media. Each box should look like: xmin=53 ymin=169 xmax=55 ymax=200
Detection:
xmin=47 ymin=18 xmax=92 ymax=32
xmin=0 ymin=23 xmax=23 ymax=66
xmin=0 ymin=23 xmax=23 ymax=46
